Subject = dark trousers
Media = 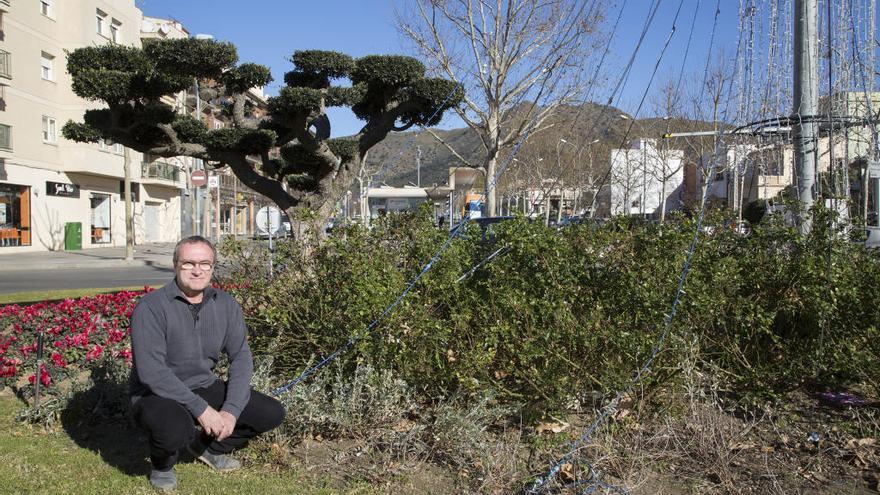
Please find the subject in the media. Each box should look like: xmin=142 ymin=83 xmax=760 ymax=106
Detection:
xmin=132 ymin=380 xmax=285 ymax=470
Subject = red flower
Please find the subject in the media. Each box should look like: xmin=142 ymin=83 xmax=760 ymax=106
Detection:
xmin=117 ymin=348 xmax=132 ymax=363
xmin=85 ymin=344 xmax=104 ymax=362
xmin=51 ymin=352 xmax=66 ymax=368
xmin=27 ymin=365 xmax=51 ymax=387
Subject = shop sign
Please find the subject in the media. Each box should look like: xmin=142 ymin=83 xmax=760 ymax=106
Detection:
xmin=46 ymin=181 xmax=80 ymax=198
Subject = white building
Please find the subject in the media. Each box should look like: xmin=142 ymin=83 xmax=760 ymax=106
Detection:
xmin=365 ymin=186 xmax=430 ymax=221
xmin=0 ymin=1 xmax=186 ymax=253
xmin=607 ymin=139 xmax=684 ymax=218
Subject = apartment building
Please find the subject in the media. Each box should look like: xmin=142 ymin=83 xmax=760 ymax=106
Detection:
xmin=605 ymin=138 xmax=685 ymax=218
xmin=0 ymin=0 xmax=185 ymax=253
xmin=703 ymin=92 xmax=880 ymax=215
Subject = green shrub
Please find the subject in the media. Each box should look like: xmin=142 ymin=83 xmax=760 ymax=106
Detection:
xmin=220 ymin=206 xmax=880 ymax=415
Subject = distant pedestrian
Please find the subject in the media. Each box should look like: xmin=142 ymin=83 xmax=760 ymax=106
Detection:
xmin=438 ymin=215 xmax=446 ymax=229
xmin=129 ymin=235 xmax=284 ymax=491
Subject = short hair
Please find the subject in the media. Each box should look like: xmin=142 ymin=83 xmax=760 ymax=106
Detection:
xmin=173 ymin=236 xmax=217 ymax=265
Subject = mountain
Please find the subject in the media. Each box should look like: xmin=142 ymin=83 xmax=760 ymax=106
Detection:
xmin=364 ymin=102 xmax=720 ymax=188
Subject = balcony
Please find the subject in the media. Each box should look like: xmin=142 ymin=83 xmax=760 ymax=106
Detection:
xmin=141 ymin=161 xmax=181 ymax=186
xmin=0 ymin=50 xmax=10 ymax=79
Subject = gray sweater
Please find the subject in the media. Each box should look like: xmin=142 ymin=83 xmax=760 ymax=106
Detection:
xmin=129 ymin=280 xmax=254 ymax=418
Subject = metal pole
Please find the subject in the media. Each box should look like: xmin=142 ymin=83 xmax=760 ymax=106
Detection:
xmin=416 ymin=146 xmax=421 ymax=188
xmin=34 ymin=332 xmax=43 ymax=412
xmin=195 ymin=79 xmax=202 ymax=237
xmin=268 ymin=227 xmax=274 ymax=278
xmin=448 ymin=190 xmax=454 ymax=230
xmin=215 ymin=179 xmax=221 ymax=241
xmin=793 ymin=0 xmax=819 ymax=234
xmin=203 ymin=187 xmax=210 ymax=241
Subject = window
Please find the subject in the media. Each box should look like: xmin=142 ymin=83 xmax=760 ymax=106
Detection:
xmin=0 ymin=123 xmax=10 ymax=149
xmin=90 ymin=193 xmax=111 ymax=244
xmin=99 ymin=139 xmax=122 ymax=154
xmin=0 ymin=49 xmax=10 ymax=79
xmin=96 ymin=9 xmax=107 ymax=36
xmin=110 ymin=19 xmax=121 ymax=43
xmin=41 ymin=116 xmax=56 ymax=143
xmin=40 ymin=0 xmax=54 ymax=18
xmin=0 ymin=183 xmax=31 ymax=247
xmin=40 ymin=52 xmax=54 ymax=81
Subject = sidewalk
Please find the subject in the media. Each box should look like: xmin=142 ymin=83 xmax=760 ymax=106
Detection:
xmin=0 ymin=243 xmax=177 ymax=272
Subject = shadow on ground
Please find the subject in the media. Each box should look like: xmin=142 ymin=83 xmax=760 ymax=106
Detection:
xmin=59 ymin=368 xmax=151 ymax=478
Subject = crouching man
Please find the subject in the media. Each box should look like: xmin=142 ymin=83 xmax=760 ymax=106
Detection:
xmin=129 ymin=236 xmax=285 ymax=491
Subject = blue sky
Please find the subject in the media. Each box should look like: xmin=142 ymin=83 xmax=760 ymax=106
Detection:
xmin=137 ymin=1 xmax=743 ymax=136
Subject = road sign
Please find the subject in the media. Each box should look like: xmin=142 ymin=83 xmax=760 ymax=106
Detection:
xmin=868 ymin=160 xmax=880 ymax=176
xmin=191 ymin=169 xmax=207 ymax=187
xmin=207 ymin=175 xmax=220 ymax=188
xmin=256 ymin=206 xmax=282 ymax=235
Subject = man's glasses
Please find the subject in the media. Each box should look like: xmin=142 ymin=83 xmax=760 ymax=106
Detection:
xmin=178 ymin=261 xmax=214 ymax=270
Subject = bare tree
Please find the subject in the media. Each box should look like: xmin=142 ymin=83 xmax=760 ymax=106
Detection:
xmin=649 ymin=79 xmax=687 ymax=222
xmin=397 ymin=0 xmax=606 ymax=216
xmin=677 ymin=55 xmax=733 ymax=204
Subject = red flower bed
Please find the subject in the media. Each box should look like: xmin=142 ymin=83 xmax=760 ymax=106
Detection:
xmin=0 ymin=287 xmax=153 ymax=393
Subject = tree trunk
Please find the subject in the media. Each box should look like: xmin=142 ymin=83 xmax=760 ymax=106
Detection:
xmin=659 ymin=177 xmax=667 ymax=223
xmin=544 ymin=192 xmax=551 ymax=227
xmin=123 ymin=148 xmax=134 ymax=261
xmin=485 ymin=154 xmax=498 ymax=216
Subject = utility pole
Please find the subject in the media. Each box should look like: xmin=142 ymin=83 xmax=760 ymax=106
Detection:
xmin=793 ymin=0 xmax=819 ymax=234
xmin=416 ymin=146 xmax=422 ymax=188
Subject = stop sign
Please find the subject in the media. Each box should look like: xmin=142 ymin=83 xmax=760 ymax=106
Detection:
xmin=191 ymin=169 xmax=207 ymax=187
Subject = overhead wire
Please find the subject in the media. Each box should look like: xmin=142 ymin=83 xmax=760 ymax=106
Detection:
xmin=526 ymin=1 xmax=737 ymax=492
xmin=272 ymin=31 xmax=578 ymax=397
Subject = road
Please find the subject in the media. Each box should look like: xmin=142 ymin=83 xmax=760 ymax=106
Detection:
xmin=0 ymin=265 xmax=175 ymax=295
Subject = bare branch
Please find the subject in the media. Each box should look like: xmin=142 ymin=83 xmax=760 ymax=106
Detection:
xmin=424 ymin=127 xmax=478 ymax=168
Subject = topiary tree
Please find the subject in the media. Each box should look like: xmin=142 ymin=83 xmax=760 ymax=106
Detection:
xmin=62 ymin=39 xmax=462 ymax=228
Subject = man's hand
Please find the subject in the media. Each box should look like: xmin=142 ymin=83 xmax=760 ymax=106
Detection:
xmin=217 ymin=411 xmax=237 ymax=441
xmin=196 ymin=406 xmax=226 ymax=438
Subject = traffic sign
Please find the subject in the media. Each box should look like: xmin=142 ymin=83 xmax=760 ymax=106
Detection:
xmin=191 ymin=169 xmax=207 ymax=187
xmin=207 ymin=175 xmax=220 ymax=188
xmin=256 ymin=206 xmax=282 ymax=235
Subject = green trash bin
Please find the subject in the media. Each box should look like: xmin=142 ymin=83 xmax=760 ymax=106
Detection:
xmin=64 ymin=222 xmax=82 ymax=251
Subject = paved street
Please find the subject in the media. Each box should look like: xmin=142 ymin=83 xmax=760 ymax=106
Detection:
xmin=0 ymin=265 xmax=174 ymax=294
xmin=0 ymin=242 xmax=178 ymax=295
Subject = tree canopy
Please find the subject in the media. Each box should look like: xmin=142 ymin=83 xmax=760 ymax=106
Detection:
xmin=63 ymin=39 xmax=462 ymax=220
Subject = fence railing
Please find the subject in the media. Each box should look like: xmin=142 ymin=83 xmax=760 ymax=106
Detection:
xmin=141 ymin=161 xmax=180 ymax=182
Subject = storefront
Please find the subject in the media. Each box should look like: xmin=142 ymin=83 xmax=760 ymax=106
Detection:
xmin=89 ymin=192 xmax=112 ymax=244
xmin=0 ymin=183 xmax=31 ymax=247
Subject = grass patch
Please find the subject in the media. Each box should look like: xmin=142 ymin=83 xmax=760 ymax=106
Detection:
xmin=0 ymin=286 xmax=161 ymax=306
xmin=0 ymin=393 xmax=371 ymax=495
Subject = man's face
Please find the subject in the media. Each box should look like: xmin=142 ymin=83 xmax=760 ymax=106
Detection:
xmin=175 ymin=242 xmax=215 ymax=295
